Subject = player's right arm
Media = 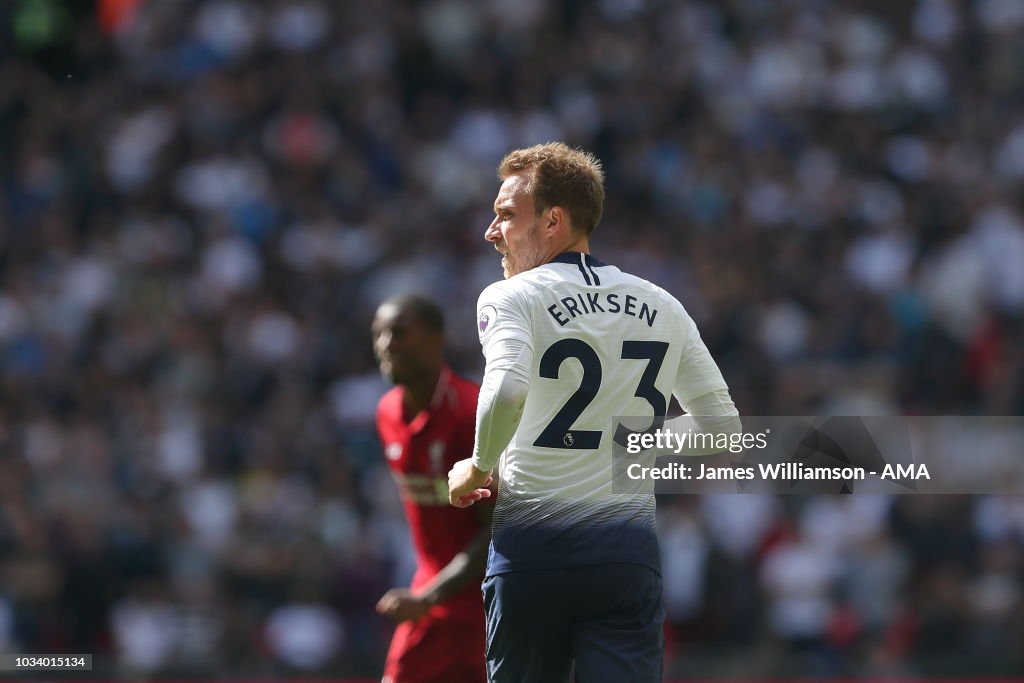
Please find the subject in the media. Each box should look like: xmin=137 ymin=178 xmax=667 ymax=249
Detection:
xmin=667 ymin=306 xmax=741 ymax=454
xmin=470 ymin=283 xmax=534 ymax=473
xmin=449 ymin=283 xmax=534 ymax=507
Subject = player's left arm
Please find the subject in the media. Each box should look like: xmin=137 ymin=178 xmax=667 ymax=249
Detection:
xmin=379 ymin=403 xmax=495 ymax=623
xmin=666 ymin=307 xmax=742 ymax=453
xmin=376 ymin=503 xmax=493 ymax=622
xmin=407 ymin=499 xmax=494 ymax=609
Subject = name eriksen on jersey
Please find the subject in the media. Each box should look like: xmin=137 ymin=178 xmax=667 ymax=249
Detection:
xmin=547 ymin=293 xmax=659 ymax=328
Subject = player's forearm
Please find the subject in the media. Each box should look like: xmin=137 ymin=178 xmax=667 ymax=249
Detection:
xmin=472 ymin=360 xmax=530 ymax=472
xmin=414 ymin=528 xmax=491 ymax=606
xmin=666 ymin=388 xmax=742 ymax=456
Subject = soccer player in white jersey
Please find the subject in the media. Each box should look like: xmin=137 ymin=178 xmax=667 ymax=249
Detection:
xmin=448 ymin=142 xmax=741 ymax=682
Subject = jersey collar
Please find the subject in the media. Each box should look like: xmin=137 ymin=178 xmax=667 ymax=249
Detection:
xmin=405 ymin=365 xmax=452 ymax=434
xmin=550 ymin=252 xmax=606 ymax=267
xmin=429 ymin=365 xmax=452 ymax=410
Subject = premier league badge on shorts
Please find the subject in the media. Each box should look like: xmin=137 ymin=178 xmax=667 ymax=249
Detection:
xmin=564 ymin=433 xmax=574 ymax=447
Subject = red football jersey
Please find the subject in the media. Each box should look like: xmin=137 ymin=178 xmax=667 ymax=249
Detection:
xmin=376 ymin=367 xmax=488 ymax=623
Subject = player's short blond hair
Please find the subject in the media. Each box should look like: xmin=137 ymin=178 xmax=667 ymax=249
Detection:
xmin=497 ymin=142 xmax=605 ymax=236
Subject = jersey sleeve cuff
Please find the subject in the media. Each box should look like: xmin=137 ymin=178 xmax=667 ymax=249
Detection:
xmin=471 ymin=455 xmax=495 ymax=473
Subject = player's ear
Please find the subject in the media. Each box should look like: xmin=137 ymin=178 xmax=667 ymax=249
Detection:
xmin=545 ymin=206 xmax=564 ymax=235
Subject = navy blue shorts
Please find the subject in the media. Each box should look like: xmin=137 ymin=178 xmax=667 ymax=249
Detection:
xmin=482 ymin=564 xmax=664 ymax=683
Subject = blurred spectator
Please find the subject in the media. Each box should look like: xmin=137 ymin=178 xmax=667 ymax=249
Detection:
xmin=760 ymin=524 xmax=840 ymax=656
xmin=110 ymin=582 xmax=178 ymax=675
xmin=264 ymin=583 xmax=345 ymax=673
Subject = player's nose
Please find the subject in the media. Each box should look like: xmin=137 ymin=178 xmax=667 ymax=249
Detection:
xmin=484 ymin=219 xmax=501 ymax=243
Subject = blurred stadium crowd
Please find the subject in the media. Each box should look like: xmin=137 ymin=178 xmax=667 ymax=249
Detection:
xmin=2 ymin=0 xmax=1024 ymax=678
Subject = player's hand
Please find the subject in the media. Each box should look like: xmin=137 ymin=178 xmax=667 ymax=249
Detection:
xmin=375 ymin=588 xmax=430 ymax=623
xmin=448 ymin=458 xmax=493 ymax=507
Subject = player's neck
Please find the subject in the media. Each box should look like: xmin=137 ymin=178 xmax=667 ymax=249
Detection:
xmin=550 ymin=235 xmax=590 ymax=261
xmin=401 ymin=366 xmax=442 ymax=418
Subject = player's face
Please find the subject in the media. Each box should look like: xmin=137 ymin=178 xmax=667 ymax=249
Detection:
xmin=485 ymin=173 xmax=549 ymax=279
xmin=371 ymin=305 xmax=439 ymax=386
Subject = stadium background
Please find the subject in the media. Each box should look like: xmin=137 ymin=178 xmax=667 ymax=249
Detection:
xmin=2 ymin=0 xmax=1024 ymax=679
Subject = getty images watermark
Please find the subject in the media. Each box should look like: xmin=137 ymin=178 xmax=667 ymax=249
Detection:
xmin=622 ymin=425 xmax=924 ymax=483
xmin=611 ymin=416 xmax=1024 ymax=494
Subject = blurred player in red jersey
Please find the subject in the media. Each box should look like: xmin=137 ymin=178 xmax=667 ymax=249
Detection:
xmin=372 ymin=294 xmax=492 ymax=683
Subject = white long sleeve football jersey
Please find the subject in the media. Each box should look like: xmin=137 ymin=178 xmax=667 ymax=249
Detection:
xmin=473 ymin=252 xmax=738 ymax=575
